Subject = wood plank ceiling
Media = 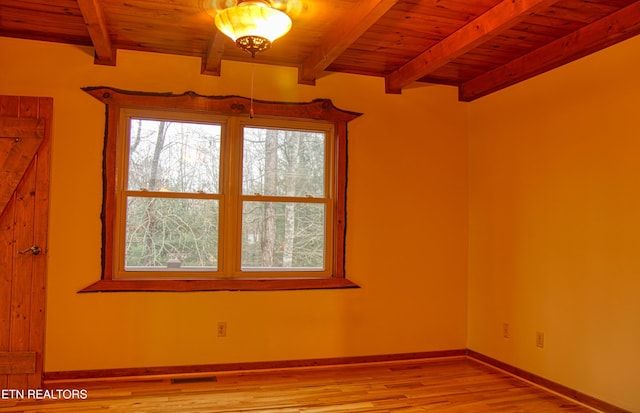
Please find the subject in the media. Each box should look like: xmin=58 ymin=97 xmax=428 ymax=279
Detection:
xmin=1 ymin=0 xmax=640 ymax=101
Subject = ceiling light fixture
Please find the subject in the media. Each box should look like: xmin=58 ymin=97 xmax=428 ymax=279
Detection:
xmin=215 ymin=0 xmax=292 ymax=57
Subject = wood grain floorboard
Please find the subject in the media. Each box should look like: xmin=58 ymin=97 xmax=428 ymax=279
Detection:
xmin=0 ymin=357 xmax=597 ymax=412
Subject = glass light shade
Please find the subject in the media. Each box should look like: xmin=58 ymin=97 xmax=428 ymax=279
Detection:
xmin=215 ymin=1 xmax=292 ymax=49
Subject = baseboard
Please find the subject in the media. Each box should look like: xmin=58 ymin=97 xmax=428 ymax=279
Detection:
xmin=467 ymin=350 xmax=630 ymax=413
xmin=43 ymin=349 xmax=467 ymax=382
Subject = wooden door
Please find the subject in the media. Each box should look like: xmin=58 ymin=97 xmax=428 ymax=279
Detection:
xmin=0 ymin=95 xmax=52 ymax=389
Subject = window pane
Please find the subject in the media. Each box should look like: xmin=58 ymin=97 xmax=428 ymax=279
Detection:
xmin=128 ymin=119 xmax=221 ymax=194
xmin=125 ymin=197 xmax=218 ymax=271
xmin=241 ymin=201 xmax=325 ymax=271
xmin=242 ymin=127 xmax=325 ymax=197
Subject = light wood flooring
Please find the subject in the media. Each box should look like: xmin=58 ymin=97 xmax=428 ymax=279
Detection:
xmin=0 ymin=357 xmax=597 ymax=413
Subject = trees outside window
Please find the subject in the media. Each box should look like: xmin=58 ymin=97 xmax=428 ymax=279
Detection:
xmin=240 ymin=127 xmax=327 ymax=271
xmin=124 ymin=119 xmax=221 ymax=271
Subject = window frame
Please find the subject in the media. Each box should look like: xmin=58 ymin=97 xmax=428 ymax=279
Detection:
xmin=80 ymin=87 xmax=361 ymax=292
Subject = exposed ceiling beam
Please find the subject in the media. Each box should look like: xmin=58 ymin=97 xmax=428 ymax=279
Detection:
xmin=77 ymin=0 xmax=115 ymax=65
xmin=298 ymin=0 xmax=399 ymax=85
xmin=459 ymin=0 xmax=640 ymax=101
xmin=384 ymin=0 xmax=559 ymax=94
xmin=202 ymin=31 xmax=225 ymax=76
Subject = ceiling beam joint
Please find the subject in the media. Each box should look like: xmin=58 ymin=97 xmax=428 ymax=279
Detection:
xmin=459 ymin=0 xmax=640 ymax=101
xmin=77 ymin=0 xmax=116 ymax=66
xmin=202 ymin=31 xmax=226 ymax=76
xmin=385 ymin=0 xmax=560 ymax=94
xmin=298 ymin=0 xmax=399 ymax=85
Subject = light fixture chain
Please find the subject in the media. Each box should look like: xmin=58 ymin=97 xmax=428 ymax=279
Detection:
xmin=250 ymin=58 xmax=255 ymax=118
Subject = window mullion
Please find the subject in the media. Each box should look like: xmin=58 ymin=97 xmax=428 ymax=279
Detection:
xmin=221 ymin=117 xmax=242 ymax=277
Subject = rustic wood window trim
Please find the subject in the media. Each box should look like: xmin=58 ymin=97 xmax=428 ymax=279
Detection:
xmin=79 ymin=87 xmax=361 ymax=292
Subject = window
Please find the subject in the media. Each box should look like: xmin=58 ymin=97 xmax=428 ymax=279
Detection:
xmin=121 ymin=113 xmax=222 ymax=275
xmin=80 ymin=87 xmax=361 ymax=292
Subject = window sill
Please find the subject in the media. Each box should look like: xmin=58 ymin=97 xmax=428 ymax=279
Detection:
xmin=79 ymin=278 xmax=360 ymax=292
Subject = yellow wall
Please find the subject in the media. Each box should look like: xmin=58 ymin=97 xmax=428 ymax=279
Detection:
xmin=0 ymin=38 xmax=468 ymax=372
xmin=468 ymin=35 xmax=640 ymax=411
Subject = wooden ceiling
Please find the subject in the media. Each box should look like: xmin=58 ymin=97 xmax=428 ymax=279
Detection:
xmin=1 ymin=0 xmax=640 ymax=101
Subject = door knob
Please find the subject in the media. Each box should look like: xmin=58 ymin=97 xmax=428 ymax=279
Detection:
xmin=18 ymin=246 xmax=41 ymax=256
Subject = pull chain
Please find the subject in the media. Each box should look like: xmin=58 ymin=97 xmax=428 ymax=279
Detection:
xmin=250 ymin=58 xmax=255 ymax=118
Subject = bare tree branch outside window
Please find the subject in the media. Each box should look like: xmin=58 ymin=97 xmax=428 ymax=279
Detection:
xmin=124 ymin=119 xmax=221 ymax=271
xmin=241 ymin=127 xmax=326 ymax=271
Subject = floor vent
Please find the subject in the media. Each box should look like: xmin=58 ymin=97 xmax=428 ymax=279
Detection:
xmin=170 ymin=376 xmax=217 ymax=384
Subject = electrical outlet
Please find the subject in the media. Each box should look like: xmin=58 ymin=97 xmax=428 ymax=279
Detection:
xmin=536 ymin=331 xmax=544 ymax=348
xmin=217 ymin=321 xmax=227 ymax=337
xmin=502 ymin=323 xmax=509 ymax=339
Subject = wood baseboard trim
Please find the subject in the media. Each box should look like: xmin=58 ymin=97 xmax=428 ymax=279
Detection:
xmin=43 ymin=349 xmax=467 ymax=383
xmin=467 ymin=350 xmax=630 ymax=413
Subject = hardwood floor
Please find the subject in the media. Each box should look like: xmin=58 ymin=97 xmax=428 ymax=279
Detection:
xmin=0 ymin=357 xmax=597 ymax=413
